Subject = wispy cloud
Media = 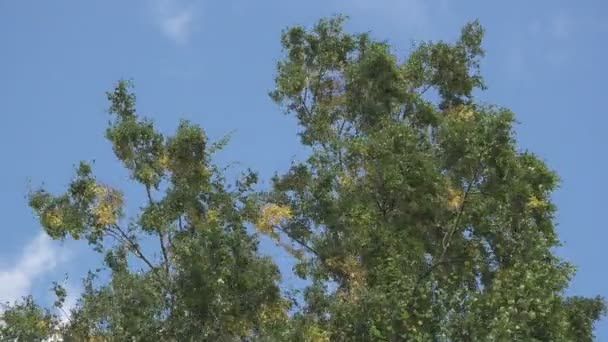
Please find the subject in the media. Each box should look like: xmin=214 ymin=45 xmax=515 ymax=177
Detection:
xmin=57 ymin=282 xmax=79 ymax=324
xmin=527 ymin=11 xmax=573 ymax=41
xmin=0 ymin=233 xmax=67 ymax=305
xmin=505 ymin=10 xmax=578 ymax=75
xmin=152 ymin=0 xmax=199 ymax=45
xmin=543 ymin=11 xmax=574 ymax=67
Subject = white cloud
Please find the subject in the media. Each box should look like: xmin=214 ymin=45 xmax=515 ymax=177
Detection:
xmin=0 ymin=233 xmax=67 ymax=305
xmin=57 ymin=283 xmax=79 ymax=324
xmin=160 ymin=9 xmax=194 ymax=44
xmin=510 ymin=11 xmax=576 ymax=75
xmin=543 ymin=12 xmax=574 ymax=66
xmin=153 ymin=0 xmax=199 ymax=45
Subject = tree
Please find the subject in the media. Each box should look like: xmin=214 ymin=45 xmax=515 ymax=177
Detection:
xmin=0 ymin=296 xmax=57 ymax=341
xmin=13 ymin=80 xmax=288 ymax=341
xmin=1 ymin=15 xmax=605 ymax=341
xmin=266 ymin=16 xmax=605 ymax=341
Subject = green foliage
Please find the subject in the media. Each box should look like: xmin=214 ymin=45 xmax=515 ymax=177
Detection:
xmin=11 ymin=79 xmax=287 ymax=341
xmin=0 ymin=296 xmax=57 ymax=341
xmin=106 ymin=80 xmax=166 ymax=189
xmin=267 ymin=15 xmax=605 ymax=341
xmin=2 ymin=15 xmax=604 ymax=341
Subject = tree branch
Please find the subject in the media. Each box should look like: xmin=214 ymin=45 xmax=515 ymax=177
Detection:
xmin=272 ymin=224 xmax=320 ymax=257
xmin=406 ymin=160 xmax=485 ymax=314
xmin=440 ymin=164 xmax=483 ymax=261
xmin=300 ymin=81 xmax=314 ymax=121
xmin=419 ymin=83 xmax=432 ymax=95
xmin=109 ymin=224 xmax=157 ymax=272
xmin=406 ymin=254 xmax=469 ymax=314
xmin=145 ymin=185 xmax=170 ymax=274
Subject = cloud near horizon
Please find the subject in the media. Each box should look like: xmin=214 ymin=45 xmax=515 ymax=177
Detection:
xmin=0 ymin=233 xmax=67 ymax=306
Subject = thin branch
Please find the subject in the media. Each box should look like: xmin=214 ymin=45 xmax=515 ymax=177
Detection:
xmin=59 ymin=306 xmax=72 ymax=326
xmin=300 ymin=81 xmax=314 ymax=121
xmin=335 ymin=119 xmax=347 ymax=168
xmin=105 ymin=229 xmax=128 ymax=246
xmin=167 ymin=231 xmax=174 ymax=250
xmin=373 ymin=194 xmax=387 ymax=220
xmin=440 ymin=164 xmax=483 ymax=261
xmin=270 ymin=223 xmax=340 ymax=279
xmin=406 ymin=159 xmax=485 ymax=314
xmin=312 ymin=69 xmax=325 ymax=103
xmin=146 ymin=184 xmax=170 ymax=274
xmin=337 ymin=119 xmax=347 ymax=138
xmin=158 ymin=234 xmax=170 ymax=273
xmin=298 ymin=69 xmax=326 ymax=134
xmin=109 ymin=224 xmax=157 ymax=272
xmin=419 ymin=83 xmax=432 ymax=95
xmin=406 ymin=254 xmax=469 ymax=314
xmin=106 ymin=228 xmax=158 ymax=273
xmin=272 ymin=224 xmax=320 ymax=257
xmin=145 ymin=185 xmax=153 ymax=203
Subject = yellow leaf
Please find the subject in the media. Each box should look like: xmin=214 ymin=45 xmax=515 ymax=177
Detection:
xmin=337 ymin=171 xmax=354 ymax=188
xmin=527 ymin=195 xmax=547 ymax=210
xmin=43 ymin=209 xmax=63 ymax=229
xmin=207 ymin=209 xmax=220 ymax=225
xmin=451 ymin=105 xmax=475 ymax=121
xmin=447 ymin=186 xmax=462 ymax=211
xmin=91 ymin=184 xmax=123 ymax=226
xmin=159 ymin=153 xmax=170 ymax=169
xmin=256 ymin=203 xmax=292 ymax=233
xmin=305 ymin=325 xmax=330 ymax=342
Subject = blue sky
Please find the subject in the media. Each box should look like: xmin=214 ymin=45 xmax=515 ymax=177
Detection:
xmin=1 ymin=0 xmax=607 ymax=337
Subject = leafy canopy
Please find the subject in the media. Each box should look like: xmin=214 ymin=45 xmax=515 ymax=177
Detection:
xmin=2 ymin=15 xmax=604 ymax=341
